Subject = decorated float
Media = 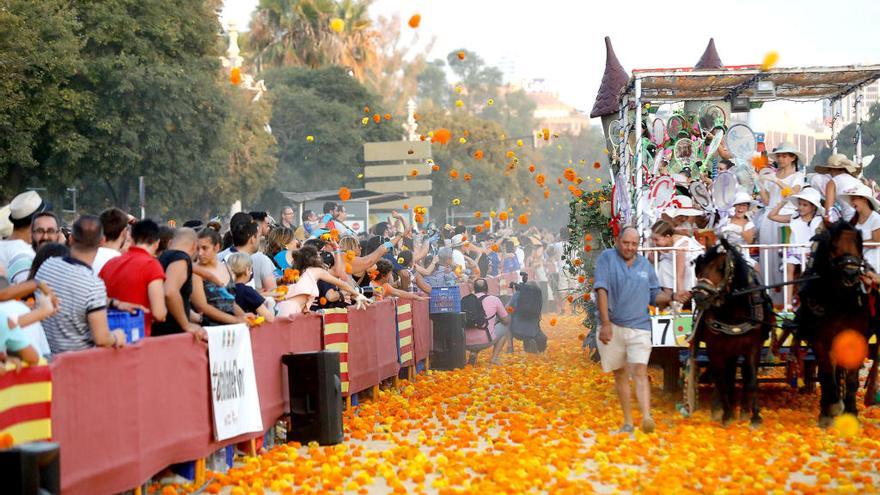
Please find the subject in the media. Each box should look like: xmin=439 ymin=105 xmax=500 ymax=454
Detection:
xmin=566 ymin=37 xmax=880 ymax=394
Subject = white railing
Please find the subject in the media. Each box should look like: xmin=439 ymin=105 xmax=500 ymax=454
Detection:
xmin=638 ymin=242 xmax=880 ymax=312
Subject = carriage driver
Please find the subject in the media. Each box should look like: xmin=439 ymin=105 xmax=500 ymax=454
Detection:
xmin=594 ymin=226 xmax=687 ymax=434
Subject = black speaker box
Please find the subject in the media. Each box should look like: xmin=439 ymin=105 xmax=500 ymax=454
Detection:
xmin=0 ymin=441 xmax=61 ymax=495
xmin=281 ymin=351 xmax=343 ymax=445
xmin=430 ymin=312 xmax=466 ymax=370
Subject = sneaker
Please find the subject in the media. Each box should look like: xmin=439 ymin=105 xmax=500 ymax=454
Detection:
xmin=617 ymin=424 xmax=634 ymax=434
xmin=641 ymin=416 xmax=655 ymax=433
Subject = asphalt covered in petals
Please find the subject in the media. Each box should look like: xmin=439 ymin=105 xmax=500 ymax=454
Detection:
xmin=179 ymin=315 xmax=880 ymax=495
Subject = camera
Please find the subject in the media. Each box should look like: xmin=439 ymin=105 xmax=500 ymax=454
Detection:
xmin=508 ymin=271 xmax=529 ymax=290
xmin=358 ymin=286 xmax=374 ymax=299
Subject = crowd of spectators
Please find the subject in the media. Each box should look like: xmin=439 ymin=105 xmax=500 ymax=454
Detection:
xmin=0 ymin=193 xmax=567 ymax=370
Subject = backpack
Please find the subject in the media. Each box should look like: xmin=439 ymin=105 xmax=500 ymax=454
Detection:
xmin=461 ymin=294 xmax=492 ymax=329
xmin=514 ymin=283 xmax=543 ymax=319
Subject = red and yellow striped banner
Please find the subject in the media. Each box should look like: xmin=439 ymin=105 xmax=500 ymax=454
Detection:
xmin=0 ymin=361 xmax=52 ymax=446
xmin=396 ymin=302 xmax=414 ymax=367
xmin=322 ymin=308 xmax=350 ymax=395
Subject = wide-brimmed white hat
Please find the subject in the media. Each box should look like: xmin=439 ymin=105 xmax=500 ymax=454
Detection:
xmin=839 ymin=183 xmax=880 ymax=211
xmin=768 ymin=142 xmax=805 ymax=165
xmin=732 ymin=191 xmax=757 ymax=206
xmin=789 ymin=187 xmax=825 ymax=216
xmin=814 ymin=153 xmax=859 ymax=174
xmin=664 ymin=195 xmax=704 ymax=217
xmin=447 ymin=234 xmax=465 ymax=247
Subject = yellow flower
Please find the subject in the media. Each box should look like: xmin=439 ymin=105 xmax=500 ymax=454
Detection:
xmin=329 ymin=18 xmax=345 ymax=33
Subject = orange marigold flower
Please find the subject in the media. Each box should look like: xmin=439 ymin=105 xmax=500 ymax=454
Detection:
xmin=338 ymin=186 xmax=351 ymax=201
xmin=506 ymin=306 xmax=515 ymax=313
xmin=475 ymin=225 xmax=483 ymax=233
xmin=474 ymin=150 xmax=484 ymax=160
xmin=407 ymin=14 xmax=421 ymax=28
xmin=490 ymin=244 xmax=499 ymax=252
xmin=402 ymin=203 xmax=410 ymax=210
xmin=528 ymin=164 xmax=536 ymax=173
xmin=585 ymin=233 xmax=593 ymax=241
xmin=431 ymin=128 xmax=452 ymax=145
xmin=573 ymin=258 xmax=583 ymax=266
xmin=544 ymin=190 xmax=550 ymax=199
xmin=457 ymin=51 xmax=465 ymax=60
xmin=535 ymin=173 xmax=546 ymax=186
xmin=345 ymin=250 xmax=356 ymax=262
xmin=373 ymin=113 xmax=381 ymax=123
xmin=319 ymin=297 xmax=328 ymax=305
xmin=563 ymin=168 xmax=577 ymax=182
xmin=463 ymin=173 xmax=472 ymax=181
xmin=578 ymin=275 xmax=586 ymax=283
xmin=483 ymin=220 xmax=491 ymax=228
xmin=498 ymin=212 xmax=508 ymax=221
xmin=230 ymin=67 xmax=242 ymax=85
xmin=474 ymin=211 xmax=482 ymax=218
xmin=549 ymin=317 xmax=557 ymax=326
xmin=518 ymin=214 xmax=528 ymax=225
xmin=449 ymin=169 xmax=459 ymax=179
xmin=583 ymin=293 xmax=591 ymax=301
xmin=410 ymin=169 xmax=419 ymax=177
xmin=593 ymin=161 xmax=601 ymax=169
xmin=384 ymin=113 xmax=392 ymax=121
xmin=282 ymin=268 xmax=301 ymax=283
xmin=584 ymin=245 xmax=592 ymax=252
xmin=431 ymin=164 xmax=440 ymax=172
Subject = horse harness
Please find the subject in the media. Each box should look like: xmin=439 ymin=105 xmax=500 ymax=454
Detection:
xmin=692 ymin=246 xmax=766 ymax=337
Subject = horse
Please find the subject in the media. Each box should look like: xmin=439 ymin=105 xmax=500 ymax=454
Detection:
xmin=691 ymin=238 xmax=774 ymax=426
xmin=795 ymin=221 xmax=873 ymax=426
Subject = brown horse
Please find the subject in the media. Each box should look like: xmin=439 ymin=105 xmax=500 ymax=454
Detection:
xmin=795 ymin=221 xmax=871 ymax=427
xmin=692 ymin=238 xmax=774 ymax=426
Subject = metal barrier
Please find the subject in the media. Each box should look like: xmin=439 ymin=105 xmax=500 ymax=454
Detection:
xmin=639 ymin=241 xmax=880 ymax=312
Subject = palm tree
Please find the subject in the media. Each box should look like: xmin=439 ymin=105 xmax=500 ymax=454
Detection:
xmin=246 ymin=0 xmax=378 ymax=77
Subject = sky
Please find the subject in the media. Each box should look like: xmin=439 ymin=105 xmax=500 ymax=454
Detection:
xmin=221 ymin=0 xmax=880 ymax=130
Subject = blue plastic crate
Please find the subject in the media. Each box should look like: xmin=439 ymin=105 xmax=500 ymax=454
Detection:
xmin=107 ymin=309 xmax=144 ymax=343
xmin=429 ymin=286 xmax=461 ymax=314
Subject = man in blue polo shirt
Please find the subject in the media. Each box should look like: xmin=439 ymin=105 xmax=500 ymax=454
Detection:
xmin=594 ymin=226 xmax=684 ymax=434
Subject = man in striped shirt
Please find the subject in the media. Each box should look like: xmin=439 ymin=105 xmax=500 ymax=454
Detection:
xmin=36 ymin=216 xmax=126 ymax=355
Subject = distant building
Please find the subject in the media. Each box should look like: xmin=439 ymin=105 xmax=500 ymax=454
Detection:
xmin=841 ymin=80 xmax=880 ymax=125
xmin=764 ymin=126 xmax=830 ymax=166
xmin=527 ymin=90 xmax=591 ymax=139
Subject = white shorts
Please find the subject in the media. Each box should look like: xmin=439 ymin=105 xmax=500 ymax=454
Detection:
xmin=597 ymin=324 xmax=653 ymax=372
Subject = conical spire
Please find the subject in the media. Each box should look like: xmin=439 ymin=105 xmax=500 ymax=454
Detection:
xmin=694 ymin=38 xmax=723 ymax=70
xmin=590 ymin=36 xmax=629 ymax=119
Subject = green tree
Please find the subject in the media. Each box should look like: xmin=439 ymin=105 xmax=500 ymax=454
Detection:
xmin=446 ymin=49 xmax=502 ymax=109
xmin=811 ymin=103 xmax=880 ymax=182
xmin=262 ymin=65 xmax=397 ymax=208
xmin=0 ymin=0 xmax=86 ymax=199
xmin=68 ymin=0 xmax=235 ymax=217
xmin=416 ymin=59 xmax=450 ymax=108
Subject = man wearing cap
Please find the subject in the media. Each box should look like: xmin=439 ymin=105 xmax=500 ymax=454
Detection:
xmin=0 ymin=191 xmax=48 ymax=284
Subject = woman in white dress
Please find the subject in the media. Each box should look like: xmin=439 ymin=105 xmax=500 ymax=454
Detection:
xmin=840 ymin=183 xmax=880 ymax=269
xmin=757 ymin=143 xmax=805 ymax=303
xmin=809 ymin=153 xmax=861 ymax=222
xmin=717 ymin=191 xmax=757 ymax=267
xmin=651 ymin=218 xmax=702 ymax=295
xmin=767 ymin=187 xmax=823 ymax=309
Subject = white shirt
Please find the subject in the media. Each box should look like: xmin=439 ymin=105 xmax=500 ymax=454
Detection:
xmin=0 ymin=300 xmax=50 ymax=357
xmin=856 ymin=210 xmax=880 ymax=269
xmin=515 ymin=247 xmax=525 ymax=266
xmin=0 ymin=239 xmax=35 ymax=284
xmin=785 ymin=216 xmax=822 ymax=264
xmin=92 ymin=246 xmax=121 ymax=274
xmin=452 ymin=249 xmax=466 ymax=271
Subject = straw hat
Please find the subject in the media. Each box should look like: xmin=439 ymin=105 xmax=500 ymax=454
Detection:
xmin=664 ymin=195 xmax=704 ymax=217
xmin=5 ymin=190 xmax=49 ymax=228
xmin=768 ymin=142 xmax=805 ymax=165
xmin=814 ymin=153 xmax=859 ymax=174
xmin=839 ymin=183 xmax=880 ymax=211
xmin=789 ymin=187 xmax=826 ymax=216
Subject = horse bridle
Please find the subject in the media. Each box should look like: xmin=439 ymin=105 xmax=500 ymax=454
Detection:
xmin=692 ymin=246 xmax=735 ymax=309
xmin=830 ymin=253 xmax=866 ymax=288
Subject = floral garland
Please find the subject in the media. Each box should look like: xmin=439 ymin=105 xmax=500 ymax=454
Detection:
xmin=562 ymin=186 xmax=613 ymax=358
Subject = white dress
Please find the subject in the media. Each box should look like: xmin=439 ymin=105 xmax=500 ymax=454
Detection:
xmin=718 ymin=218 xmax=756 ymax=266
xmin=758 ymin=170 xmax=805 ymax=300
xmin=658 ymin=236 xmax=702 ymax=292
xmin=810 ymin=173 xmax=859 ymax=222
xmin=855 ymin=210 xmax=880 ymax=269
xmin=784 ymin=216 xmax=822 ymax=266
